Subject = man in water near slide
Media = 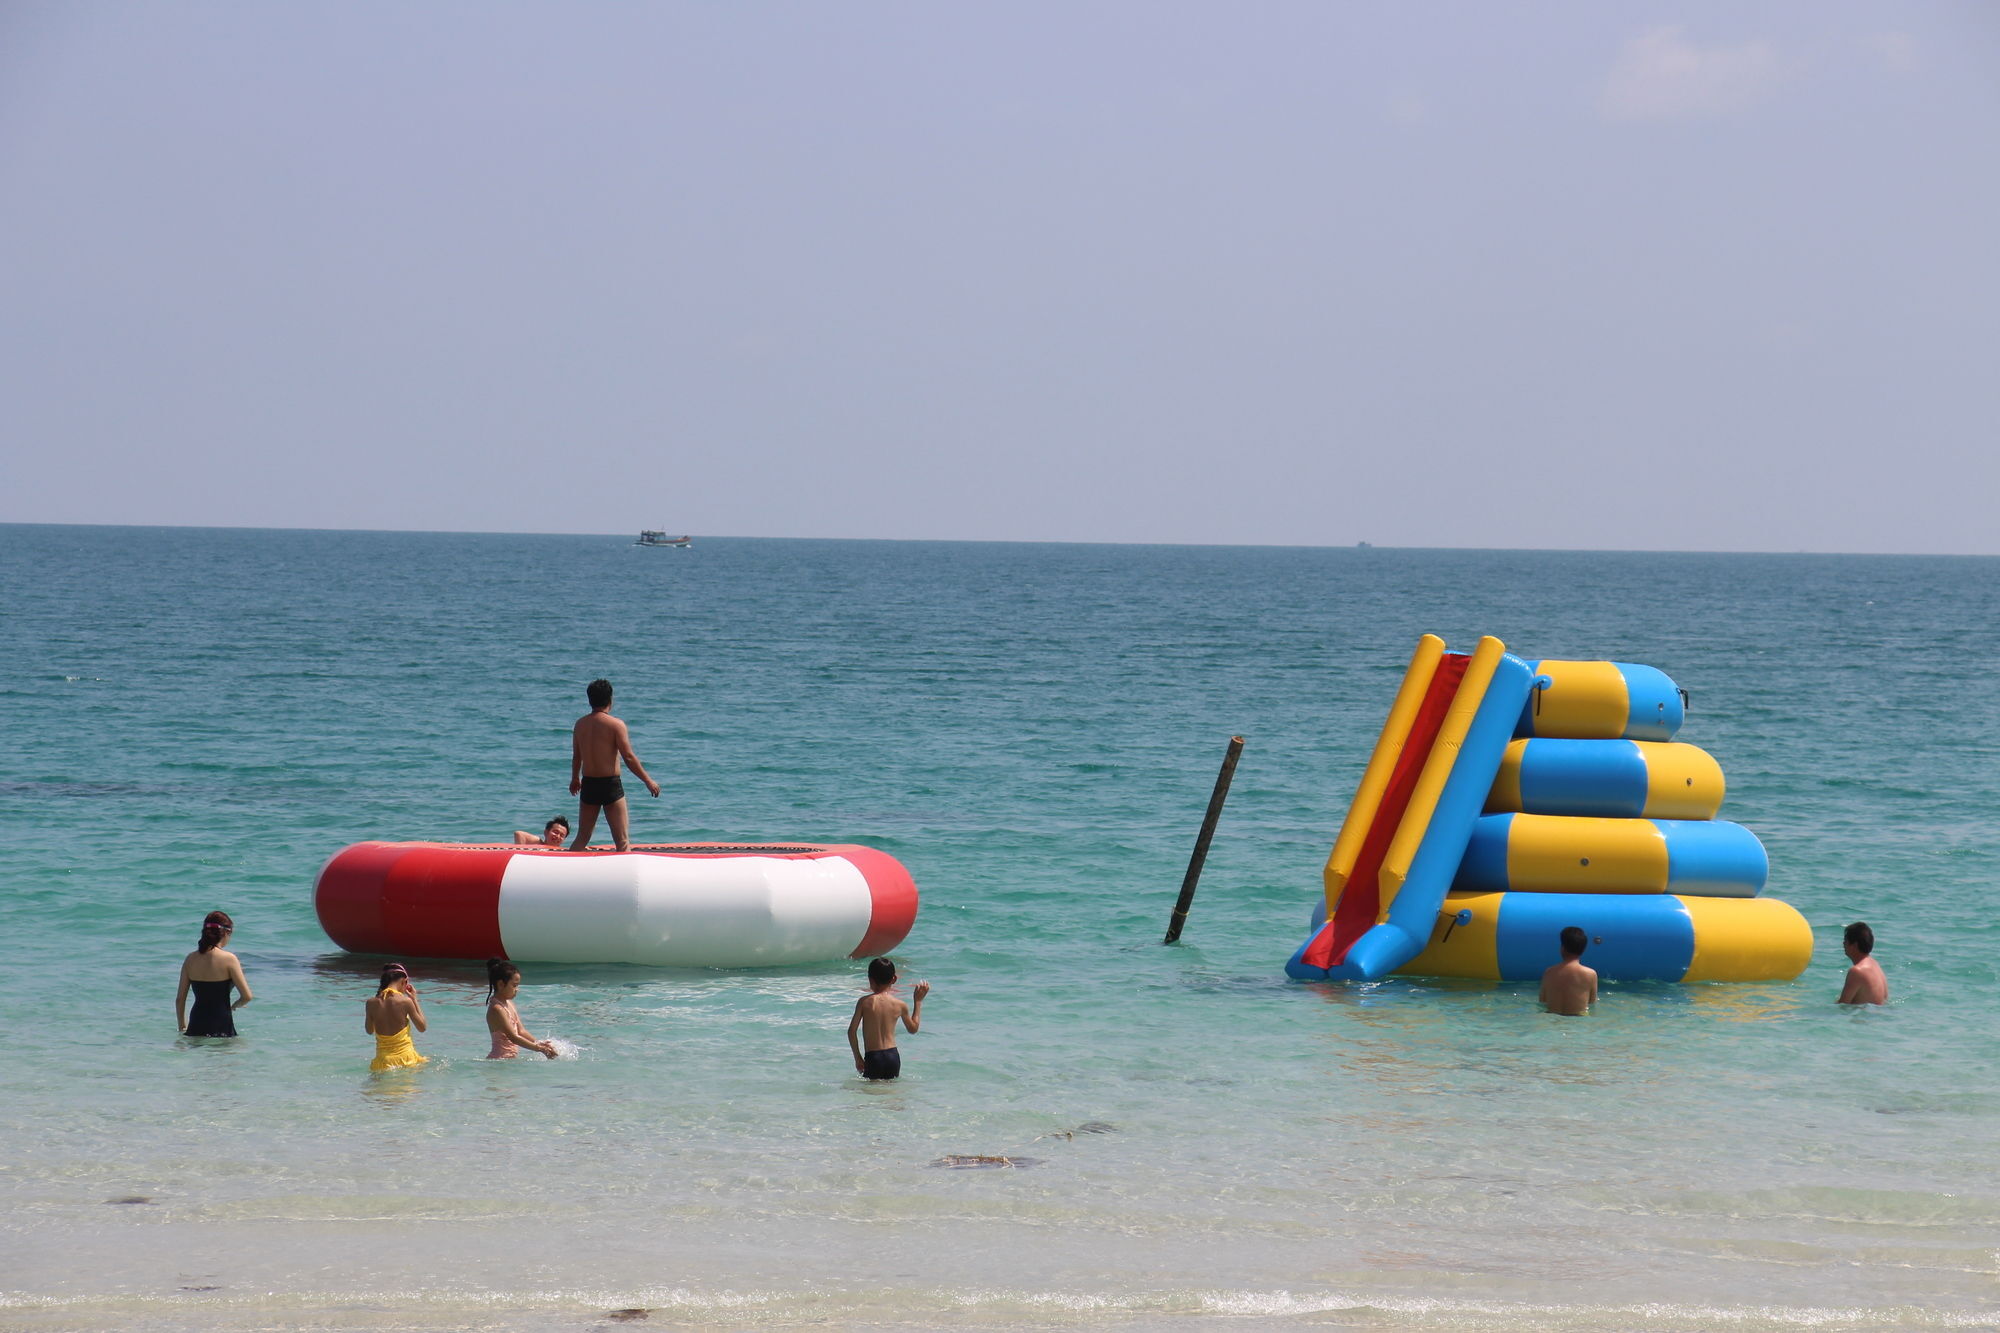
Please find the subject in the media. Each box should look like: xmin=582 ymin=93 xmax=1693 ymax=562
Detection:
xmin=569 ymin=679 xmax=660 ymax=852
xmin=1838 ymin=921 xmax=1889 ymax=1005
xmin=1539 ymin=925 xmax=1598 ymax=1016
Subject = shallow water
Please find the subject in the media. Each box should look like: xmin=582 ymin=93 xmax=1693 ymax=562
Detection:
xmin=2 ymin=526 xmax=1997 ymax=1330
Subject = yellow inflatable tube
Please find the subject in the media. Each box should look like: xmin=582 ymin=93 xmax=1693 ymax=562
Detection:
xmin=1401 ymin=891 xmax=1812 ymax=981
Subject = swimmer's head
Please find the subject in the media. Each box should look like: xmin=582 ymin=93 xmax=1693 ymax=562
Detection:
xmin=198 ymin=910 xmax=234 ymax=952
xmin=543 ymin=816 xmax=570 ymax=845
xmin=1844 ymin=921 xmax=1874 ymax=959
xmin=867 ymin=957 xmax=896 ymax=989
xmin=377 ymin=963 xmax=410 ymax=994
xmin=1559 ymin=926 xmax=1587 ymax=959
xmin=587 ymin=678 xmax=613 ymax=709
xmin=486 ymin=957 xmax=521 ymax=1002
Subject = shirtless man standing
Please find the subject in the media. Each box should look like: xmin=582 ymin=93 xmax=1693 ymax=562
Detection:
xmin=569 ymin=678 xmax=659 ymax=852
xmin=1539 ymin=925 xmax=1598 ymax=1016
xmin=847 ymin=957 xmax=929 ymax=1080
xmin=1838 ymin=921 xmax=1889 ymax=1005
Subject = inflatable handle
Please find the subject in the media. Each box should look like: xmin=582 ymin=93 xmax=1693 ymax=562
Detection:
xmin=1323 ymin=635 xmax=1447 ymax=915
xmin=1382 ymin=637 xmax=1505 ymax=891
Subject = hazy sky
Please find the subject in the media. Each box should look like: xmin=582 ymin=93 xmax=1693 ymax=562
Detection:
xmin=4 ymin=3 xmax=1996 ymax=551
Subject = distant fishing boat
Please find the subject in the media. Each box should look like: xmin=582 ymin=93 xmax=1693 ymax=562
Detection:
xmin=635 ymin=530 xmax=692 ymax=548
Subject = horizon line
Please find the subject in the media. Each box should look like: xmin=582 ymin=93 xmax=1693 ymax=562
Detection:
xmin=1 ymin=519 xmax=1993 ymax=559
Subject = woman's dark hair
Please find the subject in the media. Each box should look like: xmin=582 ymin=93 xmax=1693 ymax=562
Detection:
xmin=486 ymin=957 xmax=521 ymax=1003
xmin=198 ymin=911 xmax=234 ymax=953
xmin=376 ymin=962 xmax=410 ymax=995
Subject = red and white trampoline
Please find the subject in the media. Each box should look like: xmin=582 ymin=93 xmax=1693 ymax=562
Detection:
xmin=314 ymin=842 xmax=919 ymax=967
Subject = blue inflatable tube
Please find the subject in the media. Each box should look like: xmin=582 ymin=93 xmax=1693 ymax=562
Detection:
xmin=1489 ymin=738 xmax=1725 ymax=820
xmin=1516 ymin=660 xmax=1684 ymax=741
xmin=1455 ymin=813 xmax=1769 ymax=897
xmin=1399 ymin=890 xmax=1814 ymax=982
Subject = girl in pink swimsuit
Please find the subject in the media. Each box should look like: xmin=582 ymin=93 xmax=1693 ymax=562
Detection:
xmin=484 ymin=959 xmax=558 ymax=1059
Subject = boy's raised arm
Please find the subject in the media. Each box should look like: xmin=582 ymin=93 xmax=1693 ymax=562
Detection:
xmin=902 ymin=981 xmax=929 ymax=1033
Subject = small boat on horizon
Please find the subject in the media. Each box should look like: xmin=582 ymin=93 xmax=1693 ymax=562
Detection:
xmin=635 ymin=530 xmax=692 ymax=548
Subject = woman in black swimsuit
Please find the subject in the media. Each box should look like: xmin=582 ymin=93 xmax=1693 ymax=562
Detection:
xmin=176 ymin=910 xmax=253 ymax=1037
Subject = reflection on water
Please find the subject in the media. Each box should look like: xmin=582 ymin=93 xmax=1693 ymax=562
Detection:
xmin=360 ymin=1066 xmax=433 ymax=1105
xmin=851 ymin=1078 xmax=908 ymax=1103
xmin=310 ymin=953 xmax=492 ymax=990
xmin=1305 ymin=976 xmax=1512 ymax=1016
xmin=1679 ymin=981 xmax=1806 ymax=1024
xmin=173 ymin=1034 xmax=250 ymax=1055
xmin=1302 ymin=978 xmax=1784 ymax=1097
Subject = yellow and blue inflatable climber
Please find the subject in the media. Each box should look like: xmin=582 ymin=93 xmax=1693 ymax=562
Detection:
xmin=1285 ymin=635 xmax=1811 ymax=983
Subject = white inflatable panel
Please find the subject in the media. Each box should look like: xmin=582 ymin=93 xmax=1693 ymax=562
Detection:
xmin=497 ymin=853 xmax=873 ymax=966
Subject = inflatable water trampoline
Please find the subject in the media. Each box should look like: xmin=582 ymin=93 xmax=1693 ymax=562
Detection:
xmin=316 ymin=841 xmax=918 ymax=967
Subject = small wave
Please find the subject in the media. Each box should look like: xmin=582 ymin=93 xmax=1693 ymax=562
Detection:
xmin=0 ymin=779 xmax=164 ymax=798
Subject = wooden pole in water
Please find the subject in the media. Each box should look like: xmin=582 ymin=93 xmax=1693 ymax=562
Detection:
xmin=1164 ymin=735 xmax=1245 ymax=944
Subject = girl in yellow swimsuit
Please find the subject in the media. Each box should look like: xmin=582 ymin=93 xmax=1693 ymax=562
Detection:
xmin=365 ymin=964 xmax=429 ymax=1071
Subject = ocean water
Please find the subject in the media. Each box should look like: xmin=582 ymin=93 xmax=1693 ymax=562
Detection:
xmin=2 ymin=525 xmax=1997 ymax=1332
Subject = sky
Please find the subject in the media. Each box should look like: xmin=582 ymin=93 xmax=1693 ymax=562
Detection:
xmin=2 ymin=2 xmax=1997 ymax=552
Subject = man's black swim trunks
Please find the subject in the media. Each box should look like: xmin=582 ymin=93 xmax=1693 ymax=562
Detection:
xmin=862 ymin=1048 xmax=901 ymax=1081
xmin=579 ymin=774 xmax=626 ymax=806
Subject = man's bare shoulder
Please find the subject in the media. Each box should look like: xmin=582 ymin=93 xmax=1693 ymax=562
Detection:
xmin=1843 ymin=960 xmax=1889 ymax=1003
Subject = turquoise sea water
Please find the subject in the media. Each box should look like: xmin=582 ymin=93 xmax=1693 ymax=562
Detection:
xmin=2 ymin=525 xmax=1997 ymax=1331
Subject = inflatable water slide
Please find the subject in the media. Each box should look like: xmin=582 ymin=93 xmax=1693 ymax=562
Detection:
xmin=1285 ymin=636 xmax=1811 ymax=983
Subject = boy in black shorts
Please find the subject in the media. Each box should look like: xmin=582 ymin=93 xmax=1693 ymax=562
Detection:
xmin=847 ymin=957 xmax=929 ymax=1080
